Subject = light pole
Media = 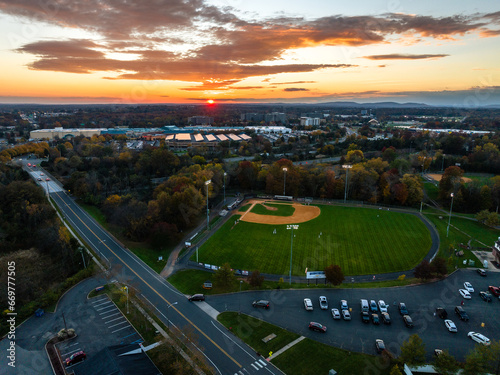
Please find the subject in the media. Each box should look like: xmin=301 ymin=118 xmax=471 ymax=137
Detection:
xmin=342 ymin=164 xmax=352 ymax=203
xmin=283 ymin=168 xmax=287 ymax=195
xmin=239 ymin=280 xmax=243 ymax=314
xmin=223 ymin=172 xmax=227 ymax=205
xmin=447 ymin=193 xmax=454 ymax=237
xmin=167 ymin=301 xmax=178 ymax=328
xmin=79 ymin=247 xmax=86 ymax=269
xmin=287 ymin=224 xmax=299 ymax=285
xmin=205 ymin=180 xmax=211 ymax=231
xmin=441 ymin=154 xmax=445 ymax=171
xmin=123 ymin=286 xmax=129 ymax=314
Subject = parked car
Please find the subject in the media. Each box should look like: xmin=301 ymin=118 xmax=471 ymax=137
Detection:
xmin=459 ymin=289 xmax=472 ymax=299
xmin=468 ymin=332 xmax=490 ymax=345
xmin=378 ymin=300 xmax=388 ymax=313
xmin=454 ymin=306 xmax=469 ymax=321
xmin=319 ymin=296 xmax=328 ymax=310
xmin=381 ymin=312 xmax=391 ymax=325
xmin=444 ymin=319 xmax=457 ymax=333
xmin=65 ymin=351 xmax=86 ymax=366
xmin=403 ymin=315 xmax=413 ymax=328
xmin=342 ymin=309 xmax=351 ymax=321
xmin=252 ymin=300 xmax=270 ymax=309
xmin=479 ymin=291 xmax=492 ymax=302
xmin=340 ymin=300 xmax=348 ymax=310
xmin=371 ymin=313 xmax=380 ymax=325
xmin=361 ymin=311 xmax=370 ymax=323
xmin=308 ymin=322 xmax=327 ymax=333
xmin=399 ymin=302 xmax=409 ymax=315
xmin=488 ymin=286 xmax=500 ymax=296
xmin=331 ymin=308 xmax=341 ymax=320
xmin=375 ymin=339 xmax=386 ymax=353
xmin=188 ymin=294 xmax=205 ymax=301
xmin=37 ymin=177 xmax=42 ymax=181
xmin=304 ymin=298 xmax=313 ymax=311
xmin=436 ymin=307 xmax=448 ymax=319
xmin=370 ymin=300 xmax=378 ymax=313
xmin=464 ymin=282 xmax=474 ymax=293
xmin=477 ymin=268 xmax=487 ymax=277
xmin=46 ymin=178 xmax=50 ymax=181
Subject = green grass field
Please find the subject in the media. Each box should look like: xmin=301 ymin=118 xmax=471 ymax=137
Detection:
xmin=239 ymin=204 xmax=251 ymax=212
xmin=194 ymin=205 xmax=432 ymax=276
xmin=250 ymin=203 xmax=295 ymax=216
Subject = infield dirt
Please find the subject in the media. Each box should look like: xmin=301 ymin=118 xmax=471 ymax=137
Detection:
xmin=239 ymin=200 xmax=320 ymax=224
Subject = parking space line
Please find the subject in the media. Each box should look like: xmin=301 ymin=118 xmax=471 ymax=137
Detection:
xmin=112 ymin=326 xmax=132 ymax=334
xmin=96 ymin=305 xmax=115 ymax=311
xmin=100 ymin=311 xmax=121 ymax=318
xmin=93 ymin=300 xmax=113 ymax=308
xmin=61 ymin=348 xmax=82 ymax=357
xmin=91 ymin=296 xmax=108 ymax=303
xmin=104 ymin=317 xmax=125 ymax=324
xmin=109 ymin=321 xmax=128 ymax=329
xmin=120 ymin=332 xmax=137 ymax=340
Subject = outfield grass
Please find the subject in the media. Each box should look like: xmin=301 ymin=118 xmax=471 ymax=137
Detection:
xmin=424 ymin=182 xmax=439 ymax=202
xmin=194 ymin=205 xmax=432 ymax=276
xmin=250 ymin=203 xmax=295 ymax=216
xmin=217 ymin=312 xmax=393 ymax=375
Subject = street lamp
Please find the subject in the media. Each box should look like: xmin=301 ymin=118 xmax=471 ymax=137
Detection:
xmin=223 ymin=172 xmax=227 ymax=205
xmin=287 ymin=224 xmax=299 ymax=285
xmin=239 ymin=280 xmax=243 ymax=314
xmin=123 ymin=286 xmax=129 ymax=314
xmin=441 ymin=154 xmax=445 ymax=171
xmin=283 ymin=168 xmax=287 ymax=195
xmin=447 ymin=193 xmax=454 ymax=238
xmin=205 ymin=180 xmax=211 ymax=231
xmin=167 ymin=301 xmax=178 ymax=328
xmin=342 ymin=165 xmax=352 ymax=203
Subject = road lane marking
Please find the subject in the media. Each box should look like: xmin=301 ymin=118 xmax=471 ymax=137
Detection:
xmin=53 ymin=190 xmax=242 ymax=369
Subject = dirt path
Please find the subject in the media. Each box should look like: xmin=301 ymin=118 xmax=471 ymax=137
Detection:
xmin=428 ymin=173 xmax=472 ymax=183
xmin=238 ymin=199 xmax=320 ymax=224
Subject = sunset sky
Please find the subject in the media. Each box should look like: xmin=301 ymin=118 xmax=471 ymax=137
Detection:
xmin=1 ymin=0 xmax=499 ymax=105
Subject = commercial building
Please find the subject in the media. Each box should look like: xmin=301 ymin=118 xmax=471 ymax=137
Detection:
xmin=187 ymin=116 xmax=214 ymax=125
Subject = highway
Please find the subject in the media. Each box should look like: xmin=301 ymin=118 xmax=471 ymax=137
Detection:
xmin=20 ymin=159 xmax=283 ymax=375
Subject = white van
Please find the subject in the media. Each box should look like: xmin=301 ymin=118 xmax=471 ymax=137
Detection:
xmin=360 ymin=299 xmax=369 ymax=313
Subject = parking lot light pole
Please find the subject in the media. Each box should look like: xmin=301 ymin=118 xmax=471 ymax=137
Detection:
xmin=123 ymin=286 xmax=129 ymax=314
xmin=205 ymin=180 xmax=211 ymax=231
xmin=167 ymin=301 xmax=178 ymax=328
xmin=447 ymin=193 xmax=454 ymax=237
xmin=287 ymin=225 xmax=299 ymax=285
xmin=223 ymin=172 xmax=227 ymax=204
xmin=342 ymin=165 xmax=352 ymax=203
xmin=239 ymin=280 xmax=243 ymax=314
xmin=283 ymin=168 xmax=287 ymax=195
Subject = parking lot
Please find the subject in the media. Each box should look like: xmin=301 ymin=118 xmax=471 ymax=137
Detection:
xmin=56 ymin=293 xmax=143 ymax=371
xmin=206 ymin=268 xmax=500 ymax=360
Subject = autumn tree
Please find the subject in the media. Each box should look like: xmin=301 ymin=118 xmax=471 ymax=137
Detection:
xmin=400 ymin=334 xmax=426 ymax=366
xmin=214 ymin=263 xmax=236 ymax=288
xmin=414 ymin=260 xmax=433 ymax=280
xmin=324 ymin=264 xmax=344 ymax=286
xmin=248 ymin=270 xmax=264 ymax=288
xmin=431 ymin=257 xmax=448 ymax=277
xmin=433 ymin=350 xmax=459 ymax=375
xmin=438 ymin=166 xmax=464 ymax=200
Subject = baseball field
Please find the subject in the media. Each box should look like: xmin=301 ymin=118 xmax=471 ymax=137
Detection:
xmin=195 ymin=202 xmax=432 ymax=276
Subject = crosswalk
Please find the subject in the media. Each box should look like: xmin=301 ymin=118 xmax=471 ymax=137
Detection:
xmin=234 ymin=358 xmax=269 ymax=374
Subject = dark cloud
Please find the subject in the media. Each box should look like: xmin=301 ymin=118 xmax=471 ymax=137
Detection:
xmin=283 ymin=88 xmax=310 ymax=92
xmin=1 ymin=1 xmax=498 ymax=87
xmin=363 ymin=53 xmax=449 ymax=60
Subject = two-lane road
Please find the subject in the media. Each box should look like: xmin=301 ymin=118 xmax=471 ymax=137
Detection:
xmin=22 ymin=161 xmax=283 ymax=374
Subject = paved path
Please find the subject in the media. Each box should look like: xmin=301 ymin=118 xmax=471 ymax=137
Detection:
xmin=266 ymin=336 xmax=305 ymax=360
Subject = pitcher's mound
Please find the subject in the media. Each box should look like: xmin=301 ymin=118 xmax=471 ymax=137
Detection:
xmin=240 ymin=201 xmax=320 ymax=224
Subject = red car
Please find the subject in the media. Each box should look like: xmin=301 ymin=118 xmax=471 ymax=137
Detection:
xmin=308 ymin=322 xmax=327 ymax=332
xmin=488 ymin=286 xmax=500 ymax=297
xmin=65 ymin=351 xmax=86 ymax=366
xmin=46 ymin=178 xmax=50 ymax=181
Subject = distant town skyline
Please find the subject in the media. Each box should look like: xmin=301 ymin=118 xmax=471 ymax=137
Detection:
xmin=0 ymin=0 xmax=499 ymax=106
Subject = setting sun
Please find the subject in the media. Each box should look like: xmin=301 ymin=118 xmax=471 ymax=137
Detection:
xmin=207 ymin=99 xmax=215 ymax=104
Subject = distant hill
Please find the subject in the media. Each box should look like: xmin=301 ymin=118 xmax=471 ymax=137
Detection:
xmin=314 ymin=101 xmax=432 ymax=108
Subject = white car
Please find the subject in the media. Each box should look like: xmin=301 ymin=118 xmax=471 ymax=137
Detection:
xmin=340 ymin=300 xmax=348 ymax=310
xmin=342 ymin=309 xmax=351 ymax=320
xmin=444 ymin=319 xmax=457 ymax=333
xmin=459 ymin=289 xmax=472 ymax=299
xmin=463 ymin=282 xmax=474 ymax=293
xmin=331 ymin=308 xmax=341 ymax=319
xmin=468 ymin=332 xmax=490 ymax=345
xmin=319 ymin=296 xmax=328 ymax=310
xmin=378 ymin=300 xmax=388 ymax=313
xmin=304 ymin=298 xmax=313 ymax=311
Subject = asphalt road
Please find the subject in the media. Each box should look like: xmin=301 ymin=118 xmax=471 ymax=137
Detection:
xmin=206 ymin=268 xmax=500 ymax=362
xmin=24 ymin=162 xmax=283 ymax=375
